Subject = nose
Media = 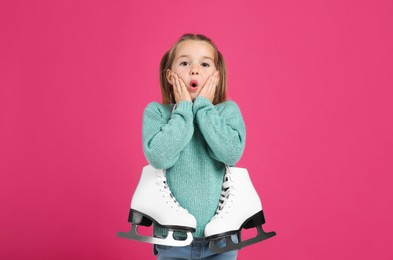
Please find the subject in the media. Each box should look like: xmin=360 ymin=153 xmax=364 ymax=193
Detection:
xmin=190 ymin=66 xmax=199 ymax=75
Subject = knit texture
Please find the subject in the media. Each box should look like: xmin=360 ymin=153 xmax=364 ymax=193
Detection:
xmin=142 ymin=96 xmax=246 ymax=238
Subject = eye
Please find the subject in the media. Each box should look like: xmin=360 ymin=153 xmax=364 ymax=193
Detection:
xmin=201 ymin=62 xmax=210 ymax=67
xmin=180 ymin=61 xmax=189 ymax=66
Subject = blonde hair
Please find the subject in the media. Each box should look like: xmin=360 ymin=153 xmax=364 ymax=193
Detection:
xmin=159 ymin=34 xmax=227 ymax=105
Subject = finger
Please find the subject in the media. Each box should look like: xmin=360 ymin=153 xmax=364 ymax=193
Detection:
xmin=199 ymin=77 xmax=211 ymax=101
xmin=213 ymin=73 xmax=219 ymax=89
xmin=173 ymin=74 xmax=181 ymax=101
xmin=178 ymin=75 xmax=188 ymax=97
xmin=179 ymin=76 xmax=187 ymax=91
xmin=204 ymin=74 xmax=214 ymax=90
xmin=174 ymin=73 xmax=182 ymax=95
xmin=172 ymin=73 xmax=177 ymax=92
xmin=207 ymin=74 xmax=216 ymax=94
xmin=210 ymin=78 xmax=216 ymax=97
xmin=209 ymin=73 xmax=216 ymax=92
xmin=210 ymin=79 xmax=216 ymax=96
xmin=199 ymin=78 xmax=209 ymax=96
xmin=177 ymin=76 xmax=187 ymax=96
xmin=208 ymin=73 xmax=218 ymax=99
xmin=210 ymin=73 xmax=216 ymax=88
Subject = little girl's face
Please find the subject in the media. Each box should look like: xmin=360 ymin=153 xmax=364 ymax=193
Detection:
xmin=168 ymin=40 xmax=217 ymax=101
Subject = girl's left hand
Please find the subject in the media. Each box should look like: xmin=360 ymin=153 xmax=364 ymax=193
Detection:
xmin=198 ymin=71 xmax=219 ymax=103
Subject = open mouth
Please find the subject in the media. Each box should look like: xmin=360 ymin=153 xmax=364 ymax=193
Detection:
xmin=190 ymin=80 xmax=199 ymax=91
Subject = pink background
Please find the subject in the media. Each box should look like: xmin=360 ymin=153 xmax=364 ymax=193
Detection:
xmin=1 ymin=0 xmax=392 ymax=259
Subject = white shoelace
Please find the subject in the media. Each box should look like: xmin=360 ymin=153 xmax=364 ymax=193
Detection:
xmin=156 ymin=174 xmax=187 ymax=213
xmin=214 ymin=173 xmax=235 ymax=218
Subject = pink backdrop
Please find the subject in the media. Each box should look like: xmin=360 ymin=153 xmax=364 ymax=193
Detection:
xmin=1 ymin=0 xmax=392 ymax=259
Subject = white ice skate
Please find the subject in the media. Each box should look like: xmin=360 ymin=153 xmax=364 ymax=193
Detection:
xmin=204 ymin=166 xmax=276 ymax=253
xmin=117 ymin=165 xmax=197 ymax=246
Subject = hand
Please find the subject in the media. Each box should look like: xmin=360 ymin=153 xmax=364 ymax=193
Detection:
xmin=198 ymin=71 xmax=219 ymax=103
xmin=172 ymin=72 xmax=192 ymax=103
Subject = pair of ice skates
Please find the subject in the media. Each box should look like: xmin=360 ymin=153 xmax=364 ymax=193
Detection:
xmin=117 ymin=165 xmax=276 ymax=253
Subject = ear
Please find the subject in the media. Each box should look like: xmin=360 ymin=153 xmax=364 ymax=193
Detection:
xmin=166 ymin=69 xmax=173 ymax=85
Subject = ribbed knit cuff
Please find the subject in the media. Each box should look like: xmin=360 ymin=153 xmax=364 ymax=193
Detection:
xmin=173 ymin=101 xmax=193 ymax=121
xmin=193 ymin=96 xmax=215 ymax=123
xmin=193 ymin=96 xmax=213 ymax=111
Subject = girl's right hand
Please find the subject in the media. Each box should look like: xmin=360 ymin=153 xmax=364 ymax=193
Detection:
xmin=172 ymin=72 xmax=192 ymax=103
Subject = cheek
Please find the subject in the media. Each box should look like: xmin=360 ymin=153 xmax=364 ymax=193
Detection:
xmin=201 ymin=78 xmax=209 ymax=87
xmin=175 ymin=70 xmax=188 ymax=80
xmin=172 ymin=66 xmax=187 ymax=73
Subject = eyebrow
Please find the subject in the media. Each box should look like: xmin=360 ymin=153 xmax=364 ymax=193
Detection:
xmin=177 ymin=55 xmax=214 ymax=61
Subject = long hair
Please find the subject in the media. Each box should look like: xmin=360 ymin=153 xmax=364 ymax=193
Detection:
xmin=159 ymin=34 xmax=227 ymax=105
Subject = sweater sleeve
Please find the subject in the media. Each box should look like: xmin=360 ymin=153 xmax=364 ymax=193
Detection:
xmin=193 ymin=96 xmax=246 ymax=166
xmin=142 ymin=101 xmax=194 ymax=169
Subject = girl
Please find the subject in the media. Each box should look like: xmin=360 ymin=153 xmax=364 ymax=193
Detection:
xmin=143 ymin=33 xmax=246 ymax=260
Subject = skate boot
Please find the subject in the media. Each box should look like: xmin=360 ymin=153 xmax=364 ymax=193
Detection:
xmin=117 ymin=165 xmax=197 ymax=246
xmin=204 ymin=166 xmax=276 ymax=253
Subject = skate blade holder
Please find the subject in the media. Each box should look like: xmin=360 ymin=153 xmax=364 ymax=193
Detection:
xmin=208 ymin=226 xmax=276 ymax=253
xmin=117 ymin=225 xmax=194 ymax=247
xmin=117 ymin=209 xmax=195 ymax=246
xmin=207 ymin=210 xmax=276 ymax=253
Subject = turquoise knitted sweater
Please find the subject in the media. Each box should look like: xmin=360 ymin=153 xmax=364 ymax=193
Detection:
xmin=142 ymin=96 xmax=246 ymax=238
